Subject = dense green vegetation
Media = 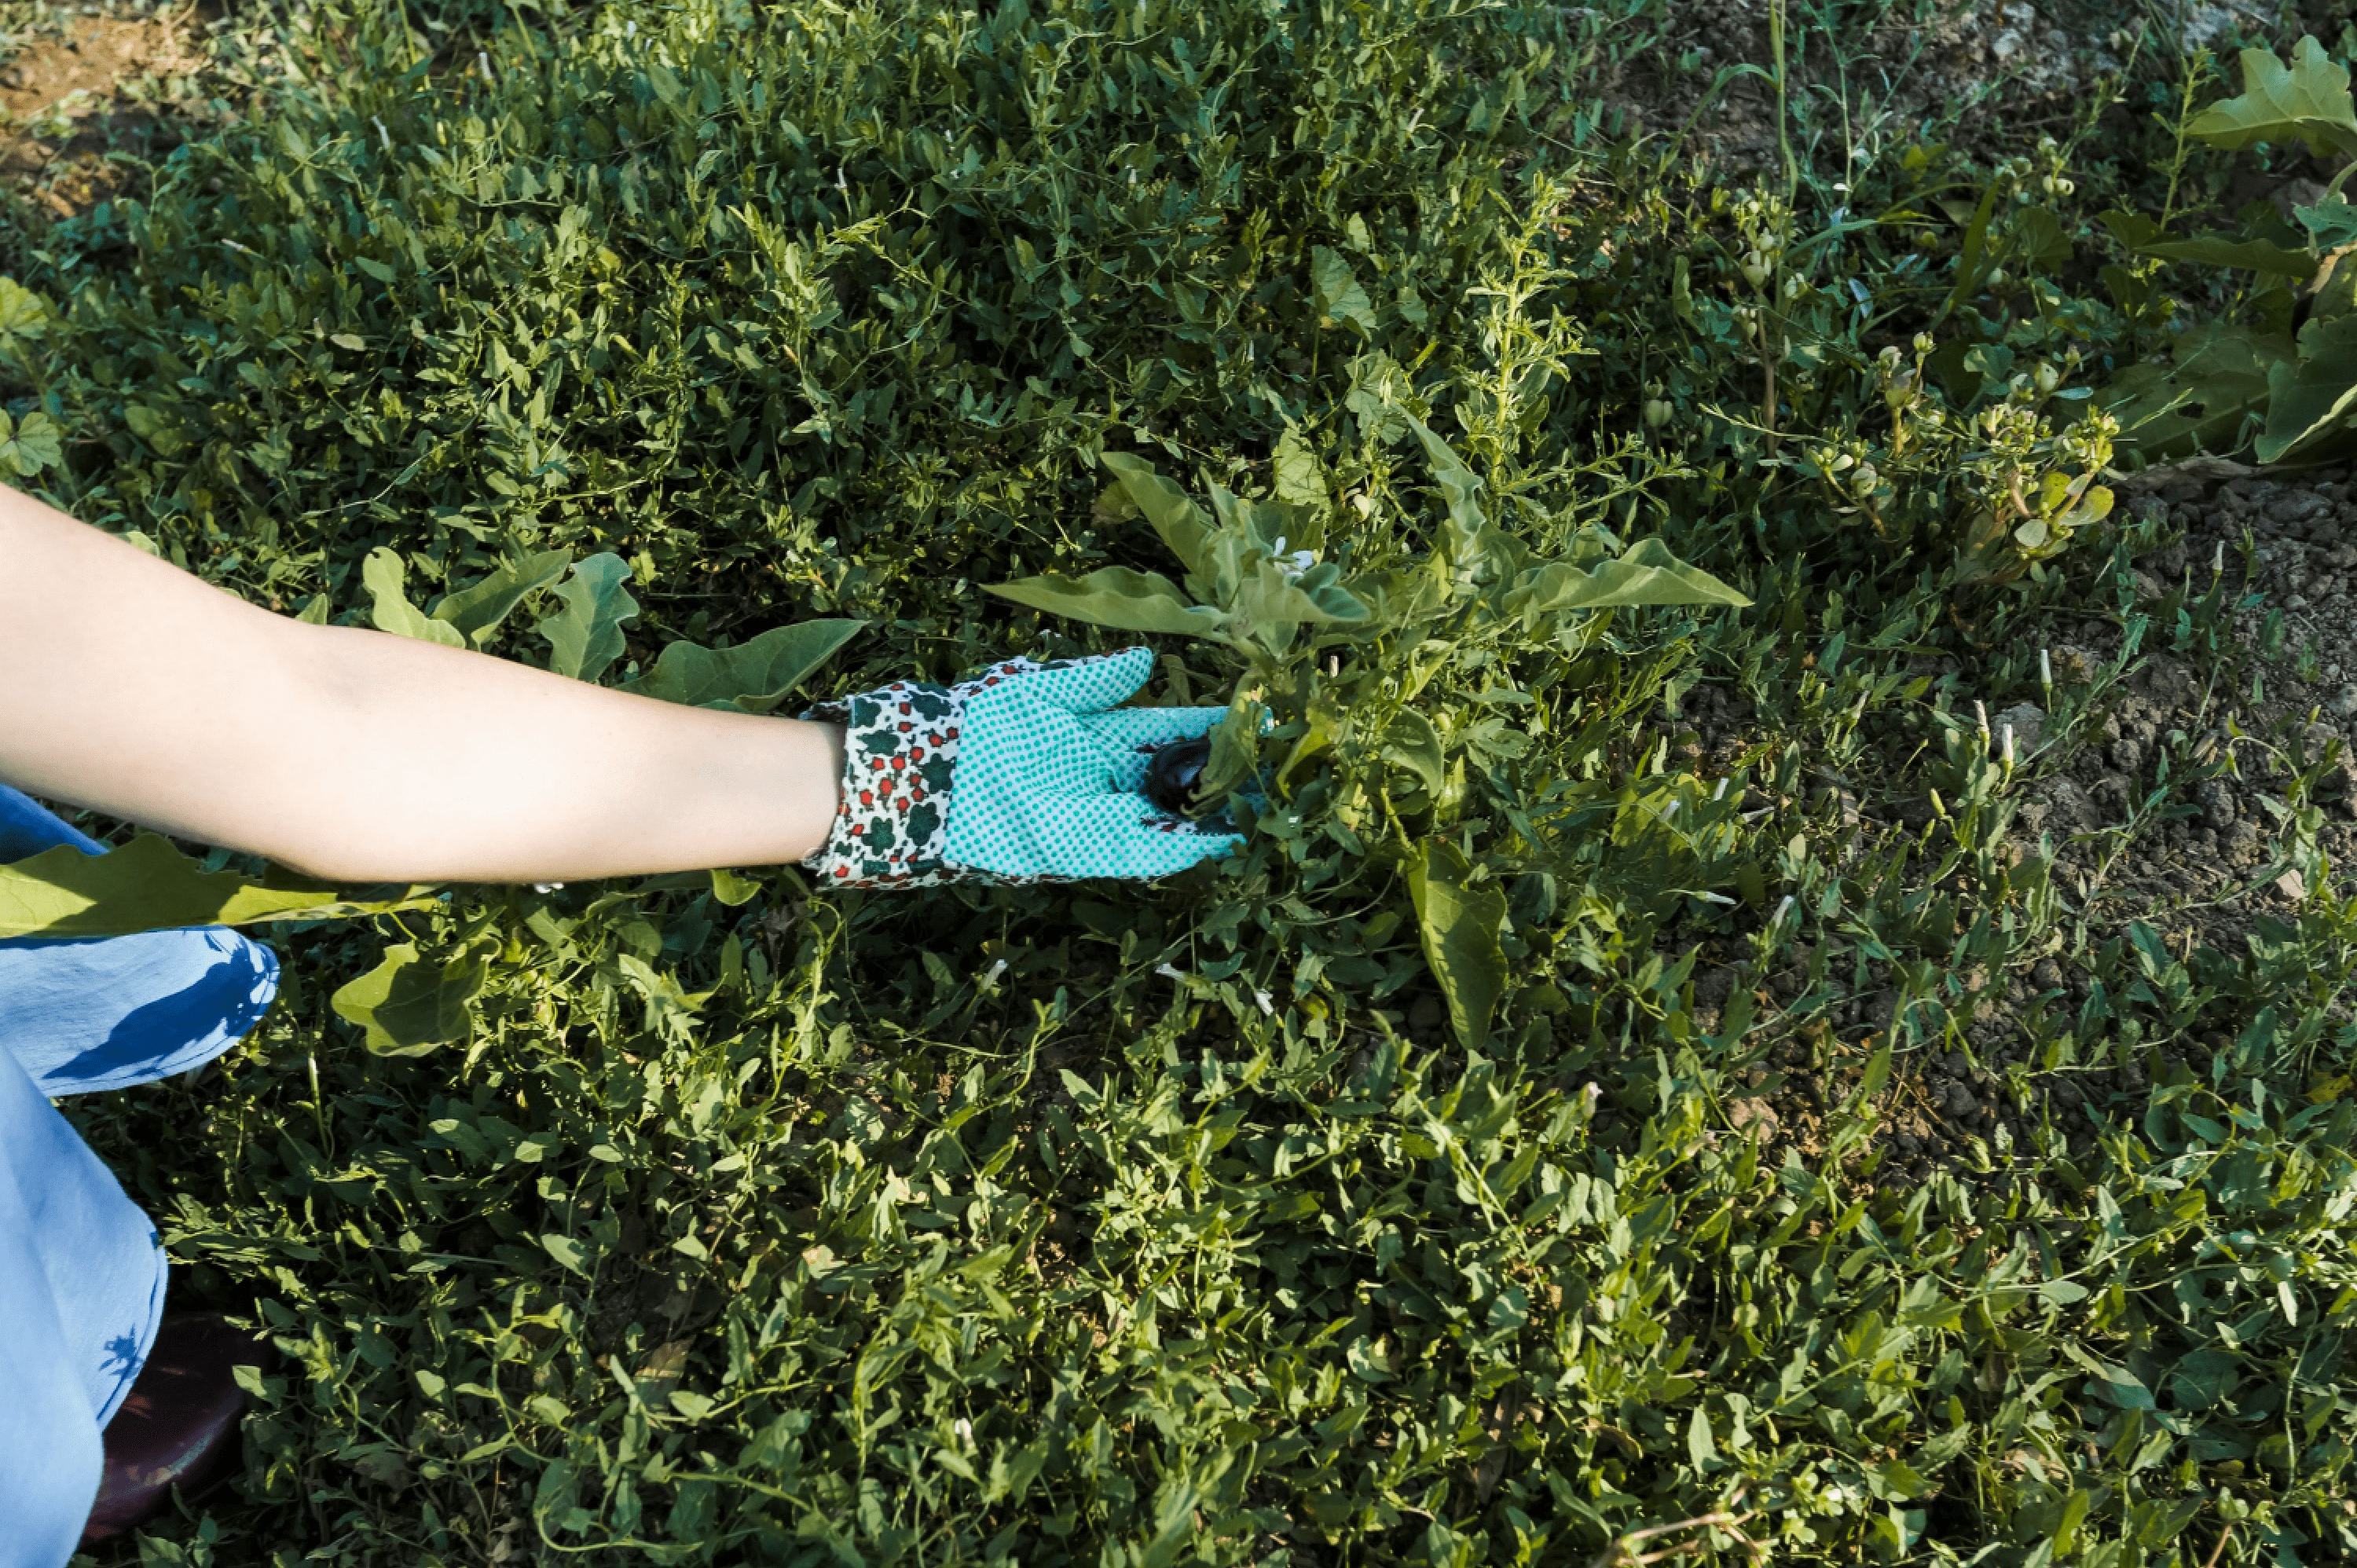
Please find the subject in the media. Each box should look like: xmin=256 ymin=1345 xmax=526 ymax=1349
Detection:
xmin=11 ymin=0 xmax=2357 ymax=1562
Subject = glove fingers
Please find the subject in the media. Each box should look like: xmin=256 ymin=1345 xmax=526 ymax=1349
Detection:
xmin=1003 ymin=646 xmax=1156 ymax=713
xmin=1068 ymin=794 xmax=1245 ymax=878
xmin=1089 ymin=705 xmax=1233 ymax=790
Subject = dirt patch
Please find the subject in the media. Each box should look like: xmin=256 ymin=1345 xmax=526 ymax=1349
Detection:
xmin=0 ymin=10 xmax=210 ymax=217
xmin=1597 ymin=1 xmax=2135 ymax=178
xmin=1671 ymin=462 xmax=2357 ymax=1192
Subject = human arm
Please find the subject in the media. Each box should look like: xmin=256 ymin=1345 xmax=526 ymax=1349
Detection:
xmin=0 ymin=485 xmax=845 ymax=884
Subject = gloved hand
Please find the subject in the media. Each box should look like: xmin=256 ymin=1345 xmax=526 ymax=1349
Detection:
xmin=799 ymin=647 xmax=1242 ymax=888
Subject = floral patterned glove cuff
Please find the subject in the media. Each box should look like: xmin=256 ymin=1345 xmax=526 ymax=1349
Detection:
xmin=798 ymin=670 xmax=1003 ymax=891
xmin=798 ymin=650 xmax=1240 ymax=890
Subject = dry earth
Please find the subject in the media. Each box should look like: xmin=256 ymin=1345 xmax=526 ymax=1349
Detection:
xmin=1645 ymin=465 xmax=2357 ymax=1192
xmin=0 ymin=5 xmax=207 ymax=216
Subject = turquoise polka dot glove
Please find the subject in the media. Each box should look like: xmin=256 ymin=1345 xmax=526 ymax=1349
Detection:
xmin=799 ymin=647 xmax=1242 ymax=889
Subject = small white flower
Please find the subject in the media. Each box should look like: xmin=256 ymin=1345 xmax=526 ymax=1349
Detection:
xmin=531 ymin=881 xmax=565 ymax=894
xmin=1773 ymin=894 xmax=1795 ymax=927
xmin=955 ymin=1417 xmax=974 ymax=1448
xmin=373 ymin=116 xmax=391 ymax=151
xmin=1267 ymin=536 xmax=1318 ymax=582
xmin=984 ymin=958 xmax=1009 ymax=986
xmin=1155 ymin=962 xmax=1186 ymax=982
xmin=1254 ymin=990 xmax=1274 ymax=1016
xmin=1695 ymin=891 xmax=1736 ymax=905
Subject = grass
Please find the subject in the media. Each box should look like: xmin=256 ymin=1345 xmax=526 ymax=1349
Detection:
xmin=7 ymin=0 xmax=2357 ymax=1562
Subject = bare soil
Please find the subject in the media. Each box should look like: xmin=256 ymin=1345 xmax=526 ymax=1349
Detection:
xmin=1596 ymin=0 xmax=2140 ymax=179
xmin=1651 ymin=465 xmax=2357 ymax=1193
xmin=0 ymin=9 xmax=208 ymax=216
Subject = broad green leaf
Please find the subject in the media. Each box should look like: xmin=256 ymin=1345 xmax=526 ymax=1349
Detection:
xmin=1505 ymin=538 xmax=1751 ymax=622
xmin=1310 ymin=245 xmax=1377 ymax=335
xmin=1273 ymin=427 xmax=1326 ymax=507
xmin=0 ymin=409 xmax=60 ymax=475
xmin=2259 ymin=310 xmax=2357 ymax=462
xmin=708 ymin=866 xmax=763 ymax=906
xmin=1222 ymin=554 xmax=1373 ymax=650
xmin=0 ymin=276 xmax=50 ymax=343
xmin=541 ymin=1233 xmax=592 ymax=1276
xmin=625 ymin=619 xmax=867 ymax=712
xmin=2096 ymin=209 xmax=2166 ymax=248
xmin=2102 ymin=320 xmax=2283 ymax=459
xmin=1289 ymin=561 xmax=1373 ymax=625
xmin=1382 ymin=710 xmax=1446 ymax=795
xmin=1408 ymin=840 xmax=1508 ymax=1048
xmin=2007 ymin=207 xmax=2073 ymax=269
xmin=1099 ymin=452 xmax=1213 ymax=577
xmin=1406 ymin=415 xmax=1525 ymax=581
xmin=2297 ymin=197 xmax=2357 ymax=252
xmin=0 ymin=833 xmax=436 ymax=939
xmin=1199 ymin=695 xmax=1266 ymax=800
xmin=122 ymin=404 xmax=188 ymax=456
xmin=1686 ymin=1405 xmax=1719 ymax=1468
xmin=364 ymin=547 xmax=467 ymax=647
xmin=2135 ymin=232 xmax=2317 ymax=278
xmin=986 ymin=568 xmax=1225 ymax=637
xmin=332 ymin=941 xmax=490 ymax=1056
xmin=427 ymin=548 xmax=573 ymax=647
xmin=537 ymin=553 xmax=641 ymax=682
xmin=2187 ymin=38 xmax=2357 ymax=161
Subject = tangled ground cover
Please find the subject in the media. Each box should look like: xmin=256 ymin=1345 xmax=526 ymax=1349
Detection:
xmin=16 ymin=0 xmax=2357 ymax=1562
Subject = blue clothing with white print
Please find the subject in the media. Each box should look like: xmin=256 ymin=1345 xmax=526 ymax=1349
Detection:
xmin=0 ymin=784 xmax=278 ymax=1568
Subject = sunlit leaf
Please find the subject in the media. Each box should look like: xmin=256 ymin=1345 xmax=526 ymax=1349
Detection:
xmin=1505 ymin=538 xmax=1751 ymax=621
xmin=2187 ymin=38 xmax=2357 ymax=160
xmin=1272 ymin=427 xmax=1326 ymax=507
xmin=0 ymin=834 xmax=435 ymax=939
xmin=625 ymin=619 xmax=867 ymax=712
xmin=986 ymin=568 xmax=1225 ymax=636
xmin=365 ymin=547 xmax=467 ymax=648
xmin=537 ymin=553 xmax=641 ymax=682
xmin=1099 ymin=452 xmax=1214 ymax=578
xmin=0 ymin=409 xmax=60 ymax=476
xmin=1408 ymin=839 xmax=1507 ymax=1047
xmin=332 ymin=941 xmax=490 ymax=1056
xmin=1310 ymin=245 xmax=1377 ymax=335
xmin=428 ymin=549 xmax=574 ymax=648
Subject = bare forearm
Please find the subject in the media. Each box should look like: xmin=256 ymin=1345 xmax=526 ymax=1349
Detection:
xmin=0 ymin=487 xmax=843 ymax=882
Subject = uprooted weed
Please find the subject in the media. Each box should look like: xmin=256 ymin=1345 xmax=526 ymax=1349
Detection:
xmin=24 ymin=0 xmax=2357 ymax=1564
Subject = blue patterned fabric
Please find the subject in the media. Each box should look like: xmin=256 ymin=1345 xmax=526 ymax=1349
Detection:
xmin=0 ymin=786 xmax=280 ymax=1565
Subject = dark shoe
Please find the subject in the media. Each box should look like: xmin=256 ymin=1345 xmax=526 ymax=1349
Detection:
xmin=79 ymin=1313 xmax=275 ymax=1544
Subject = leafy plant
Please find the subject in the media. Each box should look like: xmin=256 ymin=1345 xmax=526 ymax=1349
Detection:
xmin=994 ymin=424 xmax=1747 ymax=1041
xmin=2105 ymin=37 xmax=2357 ymax=465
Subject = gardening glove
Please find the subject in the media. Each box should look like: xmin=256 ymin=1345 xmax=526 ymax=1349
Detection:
xmin=799 ymin=646 xmax=1241 ymax=889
